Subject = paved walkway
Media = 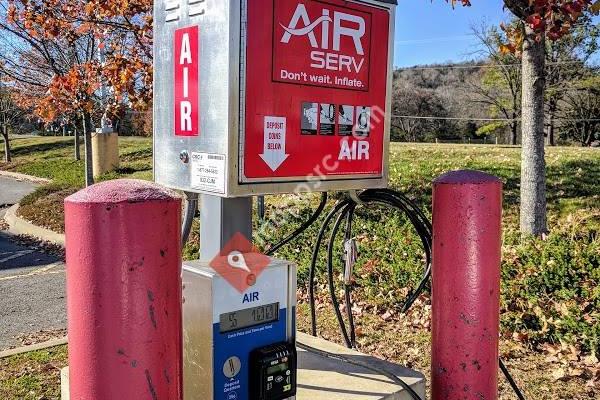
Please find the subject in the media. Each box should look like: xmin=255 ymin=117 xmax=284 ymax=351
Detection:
xmin=0 ymin=176 xmax=67 ymax=350
xmin=0 ymin=176 xmax=38 ymax=207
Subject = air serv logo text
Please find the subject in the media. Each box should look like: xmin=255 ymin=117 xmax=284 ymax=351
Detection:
xmin=272 ymin=0 xmax=372 ymax=91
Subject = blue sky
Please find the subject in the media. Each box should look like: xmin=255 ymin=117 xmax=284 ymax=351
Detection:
xmin=394 ymin=0 xmax=513 ymax=67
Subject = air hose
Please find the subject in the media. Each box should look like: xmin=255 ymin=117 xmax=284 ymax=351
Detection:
xmin=265 ymin=189 xmax=526 ymax=400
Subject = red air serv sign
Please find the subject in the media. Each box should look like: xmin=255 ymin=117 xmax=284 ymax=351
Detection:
xmin=273 ymin=1 xmax=372 ymax=91
xmin=174 ymin=26 xmax=199 ymax=137
xmin=243 ymin=0 xmax=391 ymax=181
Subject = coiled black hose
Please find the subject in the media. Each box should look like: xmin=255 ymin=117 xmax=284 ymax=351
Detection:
xmin=264 ymin=189 xmax=526 ymax=400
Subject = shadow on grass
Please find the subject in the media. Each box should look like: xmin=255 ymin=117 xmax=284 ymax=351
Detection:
xmin=547 ymin=159 xmax=600 ymax=212
xmin=120 ymin=147 xmax=152 ymax=162
xmin=114 ymin=166 xmax=151 ymax=175
xmin=391 ymin=157 xmax=599 ymax=213
xmin=11 ymin=139 xmax=73 ymax=157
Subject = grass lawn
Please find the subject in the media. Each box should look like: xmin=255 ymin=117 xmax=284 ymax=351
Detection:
xmin=1 ymin=136 xmax=599 ymax=399
xmin=0 ymin=345 xmax=67 ymax=400
xmin=1 ymin=135 xmax=152 ymax=232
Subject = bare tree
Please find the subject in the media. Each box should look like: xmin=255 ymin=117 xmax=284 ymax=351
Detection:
xmin=557 ymin=75 xmax=600 ymax=146
xmin=0 ymin=86 xmax=27 ymax=163
xmin=391 ymin=80 xmax=452 ymax=142
xmin=545 ymin=17 xmax=600 ymax=146
xmin=470 ymin=23 xmax=521 ymax=145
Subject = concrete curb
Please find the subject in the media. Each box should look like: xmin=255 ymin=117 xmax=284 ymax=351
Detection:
xmin=4 ymin=204 xmax=66 ymax=246
xmin=0 ymin=170 xmax=52 ymax=184
xmin=0 ymin=336 xmax=68 ymax=359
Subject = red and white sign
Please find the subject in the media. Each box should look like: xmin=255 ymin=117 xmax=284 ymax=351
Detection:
xmin=174 ymin=26 xmax=199 ymax=137
xmin=260 ymin=117 xmax=289 ymax=171
xmin=273 ymin=1 xmax=371 ymax=91
xmin=243 ymin=0 xmax=390 ymax=180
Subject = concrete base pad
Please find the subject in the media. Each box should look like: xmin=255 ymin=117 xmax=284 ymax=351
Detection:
xmin=61 ymin=332 xmax=425 ymax=400
xmin=296 ymin=333 xmax=425 ymax=399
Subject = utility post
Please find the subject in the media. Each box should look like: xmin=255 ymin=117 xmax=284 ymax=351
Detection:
xmin=91 ymin=38 xmax=119 ymax=178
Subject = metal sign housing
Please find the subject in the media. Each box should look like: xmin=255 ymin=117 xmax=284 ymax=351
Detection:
xmin=154 ymin=0 xmax=397 ymax=197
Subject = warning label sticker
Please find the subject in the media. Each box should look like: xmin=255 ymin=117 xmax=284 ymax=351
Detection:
xmin=191 ymin=152 xmax=226 ymax=194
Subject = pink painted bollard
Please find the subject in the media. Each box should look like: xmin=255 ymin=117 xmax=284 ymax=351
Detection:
xmin=431 ymin=170 xmax=502 ymax=400
xmin=65 ymin=179 xmax=182 ymax=400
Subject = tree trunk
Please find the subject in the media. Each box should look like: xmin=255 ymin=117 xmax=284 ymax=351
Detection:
xmin=82 ymin=112 xmax=94 ymax=187
xmin=2 ymin=125 xmax=11 ymax=163
xmin=511 ymin=119 xmax=518 ymax=145
xmin=548 ymin=121 xmax=555 ymax=146
xmin=583 ymin=124 xmax=593 ymax=146
xmin=74 ymin=127 xmax=81 ymax=161
xmin=547 ymin=102 xmax=557 ymax=146
xmin=520 ymin=26 xmax=547 ymax=236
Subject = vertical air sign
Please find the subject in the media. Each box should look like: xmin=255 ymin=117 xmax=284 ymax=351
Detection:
xmin=174 ymin=26 xmax=199 ymax=136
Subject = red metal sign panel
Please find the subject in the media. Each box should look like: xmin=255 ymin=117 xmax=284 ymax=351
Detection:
xmin=244 ymin=0 xmax=390 ymax=180
xmin=174 ymin=26 xmax=199 ymax=137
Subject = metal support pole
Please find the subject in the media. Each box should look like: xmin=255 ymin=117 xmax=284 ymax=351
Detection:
xmin=257 ymin=195 xmax=266 ymax=221
xmin=431 ymin=170 xmax=502 ymax=400
xmin=64 ymin=179 xmax=183 ymax=399
xmin=199 ymin=194 xmax=253 ymax=262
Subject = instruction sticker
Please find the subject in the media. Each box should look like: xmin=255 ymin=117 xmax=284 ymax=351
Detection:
xmin=191 ymin=152 xmax=226 ymax=194
xmin=301 ymin=102 xmax=318 ymax=135
xmin=319 ymin=103 xmax=336 ymax=136
xmin=355 ymin=106 xmax=371 ymax=137
xmin=338 ymin=105 xmax=355 ymax=136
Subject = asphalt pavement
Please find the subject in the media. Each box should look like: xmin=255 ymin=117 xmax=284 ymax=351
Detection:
xmin=0 ymin=176 xmax=38 ymax=207
xmin=0 ymin=176 xmax=67 ymax=350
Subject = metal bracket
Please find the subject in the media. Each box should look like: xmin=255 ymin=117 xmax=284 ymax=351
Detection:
xmin=347 ymin=190 xmax=366 ymax=206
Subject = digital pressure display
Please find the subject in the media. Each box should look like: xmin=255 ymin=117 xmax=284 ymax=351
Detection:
xmin=219 ymin=302 xmax=279 ymax=333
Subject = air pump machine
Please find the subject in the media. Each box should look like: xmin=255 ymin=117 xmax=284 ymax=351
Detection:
xmin=153 ymin=0 xmax=397 ymax=399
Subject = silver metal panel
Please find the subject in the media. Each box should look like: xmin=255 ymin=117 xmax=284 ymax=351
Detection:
xmin=154 ymin=0 xmax=237 ymax=193
xmin=183 ymin=265 xmax=215 ymax=400
xmin=287 ymin=262 xmax=297 ymax=343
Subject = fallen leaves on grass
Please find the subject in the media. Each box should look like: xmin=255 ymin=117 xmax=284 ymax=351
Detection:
xmin=542 ymin=342 xmax=600 ymax=388
xmin=16 ymin=329 xmax=67 ymax=348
